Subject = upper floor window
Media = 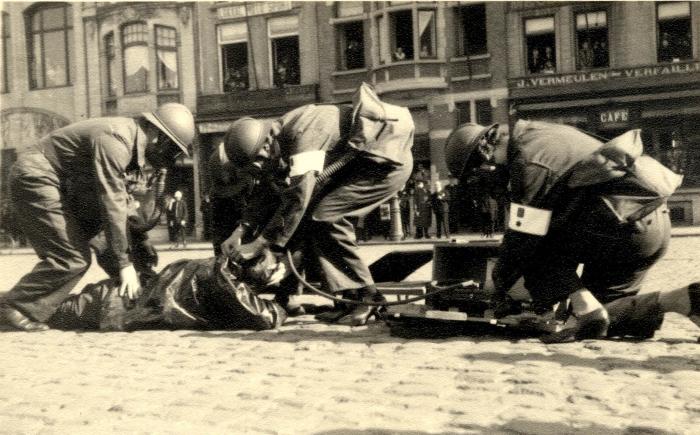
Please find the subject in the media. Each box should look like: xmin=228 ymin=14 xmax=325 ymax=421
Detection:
xmin=525 ymin=16 xmax=556 ymax=74
xmin=103 ymin=32 xmax=117 ymax=97
xmin=26 ymin=3 xmax=73 ymax=89
xmin=390 ymin=10 xmax=413 ymax=61
xmin=122 ymin=22 xmax=148 ymax=94
xmin=155 ymin=25 xmax=178 ymax=90
xmin=657 ymin=1 xmax=692 ymax=62
xmin=576 ymin=11 xmax=609 ymax=70
xmin=1 ymin=12 xmax=10 ymax=93
xmin=268 ymin=16 xmax=300 ymax=87
xmin=219 ymin=22 xmax=249 ymax=91
xmin=456 ymin=4 xmax=487 ymax=57
xmin=337 ymin=21 xmax=365 ymax=70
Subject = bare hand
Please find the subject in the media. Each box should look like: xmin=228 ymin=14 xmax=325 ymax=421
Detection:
xmin=118 ymin=264 xmax=141 ymax=300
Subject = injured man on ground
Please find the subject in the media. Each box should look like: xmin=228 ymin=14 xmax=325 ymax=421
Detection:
xmin=48 ymin=248 xmax=290 ymax=332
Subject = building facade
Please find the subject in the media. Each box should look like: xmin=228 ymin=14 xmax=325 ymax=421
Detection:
xmin=2 ymin=1 xmax=699 ymax=237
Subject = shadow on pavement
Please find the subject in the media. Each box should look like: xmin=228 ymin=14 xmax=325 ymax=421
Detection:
xmin=462 ymin=351 xmax=700 ymax=375
xmin=314 ymin=420 xmax=675 ymax=435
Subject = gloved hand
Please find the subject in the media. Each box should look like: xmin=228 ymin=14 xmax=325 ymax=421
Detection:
xmin=221 ymin=225 xmax=244 ymax=257
xmin=265 ymin=253 xmax=287 ymax=286
xmin=118 ymin=264 xmax=142 ymax=301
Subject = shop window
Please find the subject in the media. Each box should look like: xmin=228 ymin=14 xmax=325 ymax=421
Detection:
xmin=336 ymin=2 xmax=364 ymax=18
xmin=576 ymin=11 xmax=609 ymax=70
xmin=657 ymin=1 xmax=692 ymax=63
xmin=456 ymin=4 xmax=487 ymax=57
xmin=26 ymin=3 xmax=73 ymax=89
xmin=476 ymin=99 xmax=493 ymax=125
xmin=122 ymin=22 xmax=149 ymax=94
xmin=155 ymin=26 xmax=178 ymax=91
xmin=390 ymin=10 xmax=413 ymax=61
xmin=337 ymin=21 xmax=365 ymax=70
xmin=418 ymin=10 xmax=436 ymax=59
xmin=1 ymin=12 xmax=10 ymax=93
xmin=269 ymin=16 xmax=300 ymax=87
xmin=525 ymin=16 xmax=556 ymax=74
xmin=103 ymin=32 xmax=117 ymax=97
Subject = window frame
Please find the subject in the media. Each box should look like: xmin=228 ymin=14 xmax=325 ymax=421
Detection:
xmin=267 ymin=15 xmax=300 ymax=87
xmin=573 ymin=9 xmax=610 ymax=71
xmin=1 ymin=11 xmax=10 ymax=93
xmin=523 ymin=15 xmax=557 ymax=75
xmin=154 ymin=24 xmax=180 ymax=92
xmin=25 ymin=3 xmax=73 ymax=90
xmin=121 ymin=21 xmax=149 ymax=95
xmin=655 ymin=1 xmax=693 ymax=63
xmin=217 ymin=21 xmax=250 ymax=92
xmin=455 ymin=3 xmax=488 ymax=58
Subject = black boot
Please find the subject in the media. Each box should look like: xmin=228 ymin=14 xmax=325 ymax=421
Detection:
xmin=315 ymin=290 xmax=355 ymax=323
xmin=343 ymin=288 xmax=387 ymax=327
xmin=274 ymin=292 xmax=306 ymax=317
xmin=0 ymin=303 xmax=49 ymax=332
xmin=687 ymin=283 xmax=700 ymax=342
xmin=540 ymin=307 xmax=610 ymax=343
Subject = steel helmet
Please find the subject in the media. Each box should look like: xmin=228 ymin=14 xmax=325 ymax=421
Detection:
xmin=143 ymin=103 xmax=195 ymax=157
xmin=223 ymin=117 xmax=272 ymax=165
xmin=444 ymin=123 xmax=497 ymax=178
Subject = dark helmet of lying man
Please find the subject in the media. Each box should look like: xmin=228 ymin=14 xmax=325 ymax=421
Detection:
xmin=143 ymin=103 xmax=195 ymax=157
xmin=444 ymin=122 xmax=500 ymax=180
xmin=223 ymin=117 xmax=274 ymax=166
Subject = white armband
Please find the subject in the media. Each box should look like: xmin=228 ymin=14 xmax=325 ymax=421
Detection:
xmin=508 ymin=203 xmax=552 ymax=236
xmin=289 ymin=150 xmax=326 ymax=177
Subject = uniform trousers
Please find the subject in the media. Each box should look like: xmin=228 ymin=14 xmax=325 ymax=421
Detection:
xmin=3 ymin=152 xmax=102 ymax=322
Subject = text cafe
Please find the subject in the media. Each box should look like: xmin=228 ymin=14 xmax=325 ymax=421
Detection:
xmin=509 ymin=60 xmax=700 ymax=225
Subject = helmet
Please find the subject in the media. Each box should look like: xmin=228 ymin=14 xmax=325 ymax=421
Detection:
xmin=143 ymin=103 xmax=195 ymax=157
xmin=223 ymin=117 xmax=272 ymax=165
xmin=444 ymin=123 xmax=497 ymax=178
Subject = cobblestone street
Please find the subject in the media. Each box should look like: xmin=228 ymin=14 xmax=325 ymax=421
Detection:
xmin=1 ymin=237 xmax=699 ymax=434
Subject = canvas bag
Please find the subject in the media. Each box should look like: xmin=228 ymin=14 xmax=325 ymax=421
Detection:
xmin=345 ymin=82 xmax=414 ymax=165
xmin=567 ymin=129 xmax=684 ymax=225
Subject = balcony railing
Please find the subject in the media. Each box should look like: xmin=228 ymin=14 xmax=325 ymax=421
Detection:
xmin=197 ymin=84 xmax=319 ymax=120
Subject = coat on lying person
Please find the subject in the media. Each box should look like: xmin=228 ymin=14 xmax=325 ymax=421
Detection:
xmin=47 ymin=253 xmax=287 ymax=331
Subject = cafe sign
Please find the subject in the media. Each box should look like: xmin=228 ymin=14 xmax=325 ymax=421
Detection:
xmin=599 ymin=108 xmax=629 ymax=124
xmin=511 ymin=60 xmax=700 ymax=89
xmin=217 ymin=1 xmax=292 ymax=20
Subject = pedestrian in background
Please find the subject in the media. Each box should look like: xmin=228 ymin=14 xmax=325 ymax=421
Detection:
xmin=431 ymin=181 xmax=450 ymax=239
xmin=413 ymin=179 xmax=431 ymax=239
xmin=398 ymin=186 xmax=412 ymax=240
xmin=165 ymin=194 xmax=176 ymax=243
xmin=0 ymin=103 xmax=195 ymax=331
xmin=169 ymin=190 xmax=188 ymax=248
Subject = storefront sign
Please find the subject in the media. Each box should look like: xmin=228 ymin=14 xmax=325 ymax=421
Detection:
xmin=511 ymin=61 xmax=700 ymax=89
xmin=599 ymin=108 xmax=629 ymax=124
xmin=217 ymin=1 xmax=292 ymax=20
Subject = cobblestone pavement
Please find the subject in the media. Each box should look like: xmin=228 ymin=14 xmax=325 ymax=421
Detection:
xmin=1 ymin=238 xmax=699 ymax=434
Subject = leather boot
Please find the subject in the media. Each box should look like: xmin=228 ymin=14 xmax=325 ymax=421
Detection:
xmin=687 ymin=282 xmax=700 ymax=342
xmin=344 ymin=291 xmax=387 ymax=327
xmin=315 ymin=290 xmax=356 ymax=323
xmin=274 ymin=293 xmax=306 ymax=317
xmin=540 ymin=307 xmax=610 ymax=343
xmin=0 ymin=303 xmax=50 ymax=332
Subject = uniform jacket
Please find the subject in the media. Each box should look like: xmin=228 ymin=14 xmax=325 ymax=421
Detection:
xmin=246 ymin=85 xmax=414 ymax=249
xmin=493 ymin=120 xmax=682 ymax=293
xmin=413 ymin=186 xmax=432 ymax=228
xmin=169 ymin=199 xmax=188 ymax=226
xmin=31 ymin=117 xmax=148 ymax=268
